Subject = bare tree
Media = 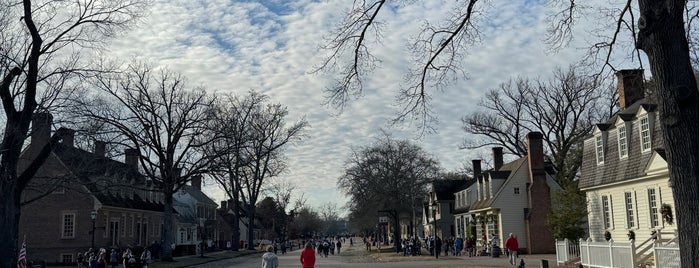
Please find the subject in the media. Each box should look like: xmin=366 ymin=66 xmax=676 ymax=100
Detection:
xmin=0 ymin=0 xmax=144 ymax=266
xmin=321 ymin=1 xmax=699 ymax=265
xmin=73 ymin=64 xmax=216 ymax=261
xmin=208 ymin=91 xmax=307 ymax=250
xmin=462 ymin=66 xmax=614 ymax=185
xmin=338 ymin=133 xmax=439 ymax=238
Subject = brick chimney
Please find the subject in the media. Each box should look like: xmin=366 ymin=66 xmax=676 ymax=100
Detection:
xmin=525 ymin=132 xmax=554 ymax=254
xmin=221 ymin=200 xmax=228 ymax=211
xmin=124 ymin=148 xmax=139 ymax=168
xmin=56 ymin=128 xmax=75 ymax=148
xmin=472 ymin=159 xmax=482 ymax=178
xmin=31 ymin=112 xmax=53 ymax=147
xmin=492 ymin=147 xmax=503 ymax=171
xmin=616 ymin=69 xmax=645 ymax=109
xmin=191 ymin=175 xmax=202 ymax=190
xmin=94 ymin=141 xmax=106 ymax=157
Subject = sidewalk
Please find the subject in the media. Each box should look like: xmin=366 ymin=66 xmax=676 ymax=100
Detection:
xmin=151 ymin=250 xmax=261 ymax=268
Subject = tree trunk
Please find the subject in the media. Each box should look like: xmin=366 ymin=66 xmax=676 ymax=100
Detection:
xmin=0 ymin=184 xmax=20 ymax=268
xmin=161 ymin=188 xmax=175 ymax=261
xmin=636 ymin=1 xmax=699 ymax=267
xmin=247 ymin=204 xmax=256 ymax=250
xmin=231 ymin=191 xmax=240 ymax=251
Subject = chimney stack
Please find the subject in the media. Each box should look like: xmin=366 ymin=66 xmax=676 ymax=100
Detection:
xmin=616 ymin=69 xmax=645 ymax=109
xmin=221 ymin=200 xmax=228 ymax=211
xmin=125 ymin=148 xmax=139 ymax=168
xmin=524 ymin=131 xmax=554 ymax=254
xmin=472 ymin=159 xmax=482 ymax=178
xmin=493 ymin=147 xmax=504 ymax=171
xmin=56 ymin=128 xmax=75 ymax=148
xmin=191 ymin=175 xmax=202 ymax=190
xmin=94 ymin=141 xmax=106 ymax=157
xmin=31 ymin=112 xmax=53 ymax=147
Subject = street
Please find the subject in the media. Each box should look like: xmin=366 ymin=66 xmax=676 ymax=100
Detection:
xmin=190 ymin=241 xmax=554 ymax=268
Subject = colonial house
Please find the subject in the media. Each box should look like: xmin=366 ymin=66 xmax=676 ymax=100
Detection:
xmin=18 ymin=113 xmax=166 ymax=264
xmin=467 ymin=133 xmax=561 ymax=254
xmin=453 ymin=160 xmax=482 ymax=240
xmin=424 ymin=178 xmax=472 ymax=239
xmin=579 ymin=69 xmax=676 ymax=246
xmin=216 ymin=200 xmax=258 ymax=250
xmin=172 ymin=176 xmax=218 ymax=255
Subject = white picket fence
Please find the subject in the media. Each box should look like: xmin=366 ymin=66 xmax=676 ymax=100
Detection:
xmin=556 ymin=238 xmax=681 ymax=268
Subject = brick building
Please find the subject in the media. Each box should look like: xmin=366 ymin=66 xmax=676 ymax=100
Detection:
xmin=18 ymin=113 xmax=166 ymax=264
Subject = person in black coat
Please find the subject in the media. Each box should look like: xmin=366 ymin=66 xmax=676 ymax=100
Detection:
xmin=435 ymin=236 xmax=442 ymax=259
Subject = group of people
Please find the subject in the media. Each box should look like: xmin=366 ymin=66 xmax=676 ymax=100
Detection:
xmin=76 ymin=247 xmax=151 ymax=268
xmin=262 ymin=237 xmax=351 ymax=268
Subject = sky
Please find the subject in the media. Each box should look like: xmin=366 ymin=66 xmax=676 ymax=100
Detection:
xmin=102 ymin=0 xmax=641 ymax=215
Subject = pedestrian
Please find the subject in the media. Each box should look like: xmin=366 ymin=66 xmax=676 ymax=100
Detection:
xmin=262 ymin=245 xmax=279 ymax=268
xmin=97 ymin=248 xmax=107 ymax=268
xmin=505 ymin=233 xmax=519 ymax=265
xmin=88 ymin=253 xmax=97 ymax=268
xmin=336 ymin=240 xmax=342 ymax=254
xmin=76 ymin=252 xmax=85 ymax=268
xmin=140 ymin=248 xmax=152 ymax=268
xmin=435 ymin=236 xmax=442 ymax=259
xmin=109 ymin=249 xmax=118 ymax=268
xmin=121 ymin=248 xmax=133 ymax=268
xmin=300 ymin=242 xmax=316 ymax=268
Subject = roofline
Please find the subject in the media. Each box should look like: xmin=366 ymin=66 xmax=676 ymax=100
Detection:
xmin=580 ymin=172 xmax=669 ymax=191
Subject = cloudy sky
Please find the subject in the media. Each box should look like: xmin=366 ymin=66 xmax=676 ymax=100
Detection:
xmin=102 ymin=0 xmax=638 ymax=214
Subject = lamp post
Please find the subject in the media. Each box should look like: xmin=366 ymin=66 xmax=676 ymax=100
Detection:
xmin=90 ymin=210 xmax=97 ymax=249
xmin=430 ymin=201 xmax=438 ymax=259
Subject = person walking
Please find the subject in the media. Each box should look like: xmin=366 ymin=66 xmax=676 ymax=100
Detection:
xmin=76 ymin=252 xmax=85 ymax=268
xmin=435 ymin=236 xmax=442 ymax=259
xmin=262 ymin=246 xmax=279 ymax=268
xmin=336 ymin=240 xmax=342 ymax=255
xmin=300 ymin=242 xmax=316 ymax=268
xmin=140 ymin=249 xmax=152 ymax=268
xmin=505 ymin=233 xmax=519 ymax=265
xmin=109 ymin=249 xmax=118 ymax=268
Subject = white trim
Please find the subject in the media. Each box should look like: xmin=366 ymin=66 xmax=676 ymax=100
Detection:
xmin=580 ymin=172 xmax=668 ymax=191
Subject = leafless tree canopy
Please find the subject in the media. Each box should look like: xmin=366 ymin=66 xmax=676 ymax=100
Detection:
xmin=207 ymin=90 xmax=308 ymax=249
xmin=462 ymin=65 xmax=615 ymax=184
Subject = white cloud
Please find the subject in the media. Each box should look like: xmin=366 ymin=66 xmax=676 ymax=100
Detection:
xmin=102 ymin=0 xmax=619 ymax=215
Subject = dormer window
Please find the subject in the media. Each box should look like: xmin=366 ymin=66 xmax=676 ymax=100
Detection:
xmin=618 ymin=125 xmax=628 ymax=158
xmin=595 ymin=135 xmax=605 ymax=164
xmin=640 ymin=116 xmax=651 ymax=152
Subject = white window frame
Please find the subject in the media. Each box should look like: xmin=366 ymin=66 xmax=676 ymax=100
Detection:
xmin=648 ymin=188 xmax=659 ymax=228
xmin=618 ymin=125 xmax=628 ymax=158
xmin=602 ymin=195 xmax=612 ymax=229
xmin=596 ymin=135 xmax=605 ymax=164
xmin=625 ymin=192 xmax=636 ymax=229
xmin=61 ymin=213 xmax=76 ymax=238
xmin=61 ymin=253 xmax=73 ymax=264
xmin=640 ymin=116 xmax=652 ymax=152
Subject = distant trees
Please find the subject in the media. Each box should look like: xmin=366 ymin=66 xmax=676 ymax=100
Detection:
xmin=0 ymin=0 xmax=145 ymax=266
xmin=73 ymin=64 xmax=216 ymax=261
xmin=338 ymin=134 xmax=440 ymax=236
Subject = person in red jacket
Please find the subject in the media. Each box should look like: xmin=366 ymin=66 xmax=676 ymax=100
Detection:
xmin=300 ymin=242 xmax=316 ymax=268
xmin=505 ymin=233 xmax=519 ymax=265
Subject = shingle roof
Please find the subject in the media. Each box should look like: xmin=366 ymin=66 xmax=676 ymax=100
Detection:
xmin=433 ymin=179 xmax=473 ymax=200
xmin=179 ymin=185 xmax=217 ymax=206
xmin=579 ymin=97 xmax=664 ymax=189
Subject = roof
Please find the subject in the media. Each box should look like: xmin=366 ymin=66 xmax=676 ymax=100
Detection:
xmin=433 ymin=179 xmax=473 ymax=200
xmin=51 ymin=143 xmax=167 ymax=212
xmin=579 ymin=97 xmax=664 ymax=189
xmin=179 ymin=185 xmax=217 ymax=206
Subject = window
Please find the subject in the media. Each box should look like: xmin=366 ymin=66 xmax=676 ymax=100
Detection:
xmin=618 ymin=125 xmax=628 ymax=158
xmin=625 ymin=192 xmax=636 ymax=228
xmin=640 ymin=117 xmax=651 ymax=152
xmin=514 ymin=187 xmax=520 ymax=195
xmin=61 ymin=254 xmax=73 ymax=264
xmin=648 ymin=188 xmax=659 ymax=228
xmin=62 ymin=213 xmax=75 ymax=238
xmin=596 ymin=135 xmax=605 ymax=164
xmin=602 ymin=196 xmax=612 ymax=229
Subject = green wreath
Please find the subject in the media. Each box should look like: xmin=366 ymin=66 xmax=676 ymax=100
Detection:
xmin=661 ymin=203 xmax=674 ymax=225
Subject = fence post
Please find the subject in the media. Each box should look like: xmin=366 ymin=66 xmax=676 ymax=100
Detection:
xmin=563 ymin=239 xmax=569 ymax=261
xmin=609 ymin=239 xmax=615 ymax=267
xmin=630 ymin=239 xmax=636 ymax=267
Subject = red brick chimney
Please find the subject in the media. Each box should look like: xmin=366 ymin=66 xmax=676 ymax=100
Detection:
xmin=492 ymin=147 xmax=503 ymax=171
xmin=191 ymin=175 xmax=202 ymax=190
xmin=56 ymin=128 xmax=75 ymax=148
xmin=124 ymin=148 xmax=139 ymax=168
xmin=94 ymin=141 xmax=106 ymax=157
xmin=525 ymin=132 xmax=554 ymax=254
xmin=31 ymin=112 xmax=53 ymax=148
xmin=472 ymin=159 xmax=482 ymax=178
xmin=616 ymin=69 xmax=645 ymax=109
